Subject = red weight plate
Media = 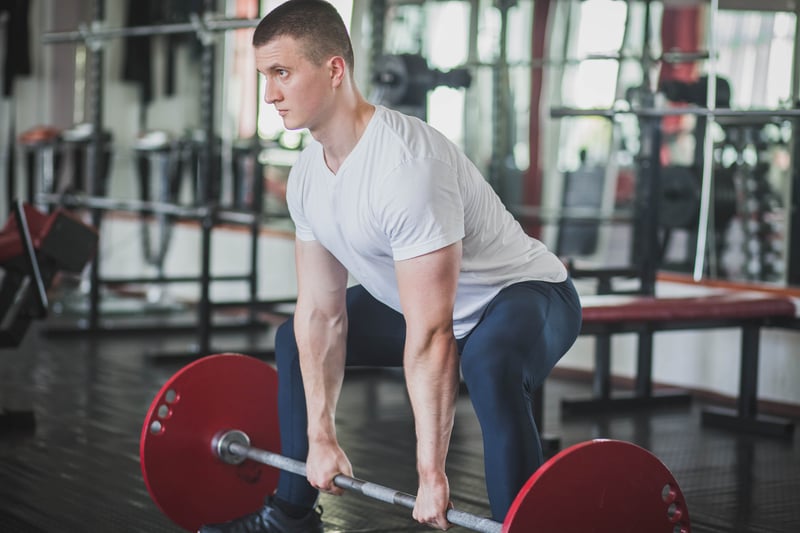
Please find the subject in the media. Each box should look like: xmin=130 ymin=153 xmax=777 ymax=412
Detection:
xmin=503 ymin=439 xmax=690 ymax=533
xmin=140 ymin=353 xmax=281 ymax=531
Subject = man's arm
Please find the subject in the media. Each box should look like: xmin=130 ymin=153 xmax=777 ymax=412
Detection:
xmin=294 ymin=238 xmax=353 ymax=495
xmin=395 ymin=241 xmax=463 ymax=530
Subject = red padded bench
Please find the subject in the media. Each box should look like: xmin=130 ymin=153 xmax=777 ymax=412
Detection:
xmin=564 ymin=291 xmax=798 ymax=438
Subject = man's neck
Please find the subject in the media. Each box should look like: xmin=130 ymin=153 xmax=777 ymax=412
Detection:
xmin=314 ymin=96 xmax=375 ymax=174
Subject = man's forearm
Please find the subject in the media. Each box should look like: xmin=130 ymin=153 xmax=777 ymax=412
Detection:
xmin=404 ymin=331 xmax=460 ymax=476
xmin=294 ymin=303 xmax=348 ymax=442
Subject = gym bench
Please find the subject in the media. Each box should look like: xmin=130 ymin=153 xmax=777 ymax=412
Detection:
xmin=564 ymin=291 xmax=798 ymax=438
xmin=0 ymin=203 xmax=98 ymax=344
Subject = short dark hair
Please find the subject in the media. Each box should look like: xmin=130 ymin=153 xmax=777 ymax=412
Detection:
xmin=252 ymin=0 xmax=354 ymax=74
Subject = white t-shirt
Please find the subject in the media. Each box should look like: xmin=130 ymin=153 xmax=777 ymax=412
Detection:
xmin=287 ymin=105 xmax=566 ymax=338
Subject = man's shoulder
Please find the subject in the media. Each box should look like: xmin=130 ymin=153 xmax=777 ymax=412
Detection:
xmin=374 ymin=105 xmax=433 ymax=133
xmin=371 ymin=106 xmax=456 ymax=158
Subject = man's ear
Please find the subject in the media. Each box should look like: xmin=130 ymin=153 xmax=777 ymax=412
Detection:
xmin=329 ymin=56 xmax=346 ymax=87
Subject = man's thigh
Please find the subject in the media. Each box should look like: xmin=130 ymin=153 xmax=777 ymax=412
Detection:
xmin=345 ymin=285 xmax=407 ymax=367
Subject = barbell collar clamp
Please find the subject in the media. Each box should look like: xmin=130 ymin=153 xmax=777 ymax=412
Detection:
xmin=213 ymin=430 xmax=249 ymax=466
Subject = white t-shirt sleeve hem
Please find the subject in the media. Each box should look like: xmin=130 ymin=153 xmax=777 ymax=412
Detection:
xmin=392 ymin=231 xmax=464 ymax=261
xmin=294 ymin=227 xmax=317 ymax=241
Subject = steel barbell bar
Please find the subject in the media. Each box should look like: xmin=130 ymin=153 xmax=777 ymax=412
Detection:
xmin=212 ymin=429 xmax=503 ymax=533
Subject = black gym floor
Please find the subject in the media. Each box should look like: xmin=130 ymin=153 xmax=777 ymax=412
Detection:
xmin=1 ymin=318 xmax=798 ymax=532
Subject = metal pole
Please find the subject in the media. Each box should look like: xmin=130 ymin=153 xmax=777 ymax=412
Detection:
xmin=35 ymin=192 xmax=259 ymax=222
xmin=786 ymin=5 xmax=800 ymax=285
xmin=369 ymin=0 xmax=386 ymax=78
xmin=42 ymin=16 xmax=260 ymax=44
xmin=214 ymin=430 xmax=503 ymax=533
xmin=13 ymin=200 xmax=48 ymax=316
xmin=633 ymin=0 xmax=660 ymax=296
xmin=550 ymin=107 xmax=800 ymax=119
xmin=693 ymin=0 xmax=719 ymax=281
xmin=489 ymin=0 xmax=512 ymax=198
xmin=197 ymin=0 xmax=218 ymax=356
xmin=1 ymin=12 xmax=10 ymax=220
xmin=249 ymin=144 xmax=263 ymax=324
xmin=86 ymin=0 xmax=105 ymax=331
xmin=36 ymin=192 xmax=208 ymax=218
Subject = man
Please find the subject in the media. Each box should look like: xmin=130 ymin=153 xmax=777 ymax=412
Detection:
xmin=201 ymin=1 xmax=581 ymax=531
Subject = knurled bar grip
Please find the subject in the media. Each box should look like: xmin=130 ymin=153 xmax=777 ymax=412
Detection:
xmin=218 ymin=430 xmax=503 ymax=533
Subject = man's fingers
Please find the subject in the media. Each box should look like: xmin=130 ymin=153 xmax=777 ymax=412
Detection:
xmin=311 ymin=474 xmax=345 ymax=496
xmin=424 ymin=516 xmax=450 ymax=530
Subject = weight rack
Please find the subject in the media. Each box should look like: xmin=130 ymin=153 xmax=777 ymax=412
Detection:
xmin=38 ymin=0 xmax=290 ymax=359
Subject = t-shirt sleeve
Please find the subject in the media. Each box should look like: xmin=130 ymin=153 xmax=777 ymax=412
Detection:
xmin=376 ymin=157 xmax=465 ymax=261
xmin=286 ymin=165 xmax=316 ymax=242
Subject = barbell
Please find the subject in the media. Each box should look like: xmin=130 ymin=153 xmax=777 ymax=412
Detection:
xmin=139 ymin=353 xmax=691 ymax=532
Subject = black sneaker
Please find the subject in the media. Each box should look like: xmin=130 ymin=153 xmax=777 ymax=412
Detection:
xmin=199 ymin=497 xmax=324 ymax=533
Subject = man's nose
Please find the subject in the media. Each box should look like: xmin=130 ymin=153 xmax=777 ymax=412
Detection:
xmin=264 ymin=80 xmax=281 ymax=104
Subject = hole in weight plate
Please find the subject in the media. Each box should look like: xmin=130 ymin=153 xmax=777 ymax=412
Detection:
xmin=662 ymin=483 xmax=676 ymax=503
xmin=667 ymin=503 xmax=682 ymax=522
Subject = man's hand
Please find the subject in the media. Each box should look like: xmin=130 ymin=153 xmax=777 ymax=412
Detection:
xmin=413 ymin=470 xmax=453 ymax=530
xmin=306 ymin=439 xmax=353 ymax=496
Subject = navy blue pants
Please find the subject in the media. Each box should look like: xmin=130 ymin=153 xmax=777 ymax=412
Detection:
xmin=273 ymin=278 xmax=582 ymax=521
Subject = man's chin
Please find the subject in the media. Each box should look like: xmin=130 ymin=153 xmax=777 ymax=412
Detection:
xmin=281 ymin=118 xmax=302 ymax=131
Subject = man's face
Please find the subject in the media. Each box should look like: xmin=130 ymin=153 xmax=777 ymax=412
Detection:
xmin=254 ymin=35 xmax=334 ymax=132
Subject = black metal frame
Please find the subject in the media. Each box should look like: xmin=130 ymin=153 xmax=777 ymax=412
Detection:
xmin=789 ymin=118 xmax=800 ymax=285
